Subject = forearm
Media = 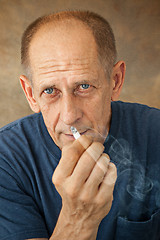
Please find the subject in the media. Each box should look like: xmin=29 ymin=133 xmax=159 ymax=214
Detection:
xmin=49 ymin=210 xmax=98 ymax=240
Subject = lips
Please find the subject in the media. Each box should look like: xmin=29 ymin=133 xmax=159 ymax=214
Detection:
xmin=64 ymin=129 xmax=88 ymax=138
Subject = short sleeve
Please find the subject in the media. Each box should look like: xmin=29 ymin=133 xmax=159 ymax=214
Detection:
xmin=0 ymin=163 xmax=49 ymax=240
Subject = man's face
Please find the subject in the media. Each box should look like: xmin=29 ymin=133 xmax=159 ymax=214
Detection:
xmin=26 ymin=21 xmax=115 ymax=149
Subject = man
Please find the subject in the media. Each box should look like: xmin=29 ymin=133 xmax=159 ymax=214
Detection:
xmin=0 ymin=10 xmax=160 ymax=240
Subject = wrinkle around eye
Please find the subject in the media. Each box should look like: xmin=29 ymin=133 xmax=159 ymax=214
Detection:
xmin=75 ymin=85 xmax=95 ymax=96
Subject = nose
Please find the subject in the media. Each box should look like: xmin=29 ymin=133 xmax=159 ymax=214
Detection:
xmin=60 ymin=94 xmax=82 ymax=126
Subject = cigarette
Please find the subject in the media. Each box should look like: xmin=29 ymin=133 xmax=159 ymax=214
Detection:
xmin=70 ymin=126 xmax=81 ymax=139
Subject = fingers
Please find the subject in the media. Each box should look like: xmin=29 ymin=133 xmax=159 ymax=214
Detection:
xmin=52 ymin=135 xmax=93 ymax=183
xmin=102 ymin=162 xmax=117 ymax=186
xmin=52 ymin=132 xmax=117 ymax=228
xmin=71 ymin=142 xmax=105 ymax=185
xmin=97 ymin=162 xmax=117 ymax=201
xmin=77 ymin=134 xmax=93 ymax=149
xmin=86 ymin=154 xmax=110 ymax=183
xmin=83 ymin=154 xmax=110 ymax=196
xmin=79 ymin=155 xmax=117 ymax=208
xmin=96 ymin=154 xmax=110 ymax=175
xmin=53 ymin=133 xmax=117 ymax=205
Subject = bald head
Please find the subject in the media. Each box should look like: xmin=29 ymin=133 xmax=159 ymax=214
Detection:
xmin=21 ymin=10 xmax=117 ymax=80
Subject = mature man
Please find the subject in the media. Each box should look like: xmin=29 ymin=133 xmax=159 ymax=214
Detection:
xmin=0 ymin=10 xmax=160 ymax=240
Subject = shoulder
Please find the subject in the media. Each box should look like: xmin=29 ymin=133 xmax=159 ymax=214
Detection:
xmin=112 ymin=101 xmax=160 ymax=123
xmin=109 ymin=101 xmax=160 ymax=167
xmin=112 ymin=101 xmax=160 ymax=115
xmin=0 ymin=113 xmax=42 ymax=143
xmin=111 ymin=101 xmax=160 ymax=139
xmin=0 ymin=113 xmax=43 ymax=162
xmin=0 ymin=113 xmax=41 ymax=134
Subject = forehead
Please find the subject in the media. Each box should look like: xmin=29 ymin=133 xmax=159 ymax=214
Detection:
xmin=29 ymin=20 xmax=99 ymax=69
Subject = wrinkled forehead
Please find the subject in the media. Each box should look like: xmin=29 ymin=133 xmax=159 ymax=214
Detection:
xmin=29 ymin=19 xmax=99 ymax=70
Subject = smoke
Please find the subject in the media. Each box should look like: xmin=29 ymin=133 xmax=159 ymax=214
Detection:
xmin=68 ymin=125 xmax=159 ymax=218
xmin=71 ymin=124 xmax=159 ymax=221
xmin=106 ymin=135 xmax=160 ymax=219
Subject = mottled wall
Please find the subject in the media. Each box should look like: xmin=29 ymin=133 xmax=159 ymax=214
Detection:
xmin=0 ymin=0 xmax=160 ymax=127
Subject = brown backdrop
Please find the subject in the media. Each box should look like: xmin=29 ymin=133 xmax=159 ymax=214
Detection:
xmin=0 ymin=0 xmax=160 ymax=127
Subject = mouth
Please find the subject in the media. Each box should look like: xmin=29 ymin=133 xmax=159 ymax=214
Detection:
xmin=64 ymin=129 xmax=88 ymax=139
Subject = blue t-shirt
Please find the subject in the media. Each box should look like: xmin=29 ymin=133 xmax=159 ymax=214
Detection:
xmin=0 ymin=101 xmax=160 ymax=240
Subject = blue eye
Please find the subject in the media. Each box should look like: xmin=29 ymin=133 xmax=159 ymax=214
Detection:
xmin=44 ymin=88 xmax=54 ymax=94
xmin=80 ymin=84 xmax=90 ymax=89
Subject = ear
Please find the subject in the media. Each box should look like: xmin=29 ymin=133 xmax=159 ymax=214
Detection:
xmin=111 ymin=61 xmax=126 ymax=101
xmin=20 ymin=75 xmax=40 ymax=113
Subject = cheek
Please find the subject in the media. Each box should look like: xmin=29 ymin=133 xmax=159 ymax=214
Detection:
xmin=88 ymin=93 xmax=110 ymax=116
xmin=40 ymin=102 xmax=59 ymax=132
xmin=83 ymin=100 xmax=103 ymax=128
xmin=88 ymin=94 xmax=111 ymax=126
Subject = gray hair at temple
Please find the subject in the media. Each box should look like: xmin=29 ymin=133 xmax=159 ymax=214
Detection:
xmin=21 ymin=10 xmax=117 ymax=80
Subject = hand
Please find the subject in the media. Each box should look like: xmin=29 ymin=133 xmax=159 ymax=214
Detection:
xmin=52 ymin=135 xmax=117 ymax=239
